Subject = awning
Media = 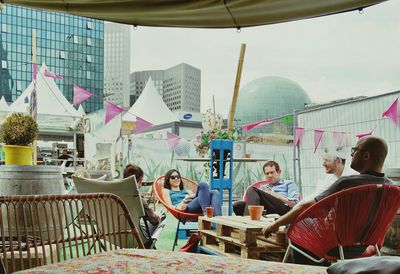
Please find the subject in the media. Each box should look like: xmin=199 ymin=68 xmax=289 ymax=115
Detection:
xmin=3 ymin=0 xmax=387 ymax=28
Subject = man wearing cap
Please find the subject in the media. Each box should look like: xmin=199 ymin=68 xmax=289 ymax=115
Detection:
xmin=310 ymin=147 xmax=358 ymax=198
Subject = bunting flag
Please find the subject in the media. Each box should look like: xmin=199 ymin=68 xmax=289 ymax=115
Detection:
xmin=356 ymin=131 xmax=372 ymax=139
xmin=294 ymin=127 xmax=305 ymax=146
xmin=313 ymin=129 xmax=324 ymax=153
xmin=382 ymin=98 xmax=398 ymax=126
xmin=167 ymin=132 xmax=181 ymax=151
xmin=242 ymin=119 xmax=273 ymax=131
xmin=24 ymin=96 xmax=29 ymax=104
xmin=73 ymin=85 xmax=93 ymax=105
xmin=104 ymin=101 xmax=125 ymax=124
xmin=32 ymin=63 xmax=37 ymax=81
xmin=135 ymin=116 xmax=153 ymax=133
xmin=44 ymin=69 xmax=63 ymax=79
xmin=281 ymin=115 xmax=293 ymax=125
xmin=332 ymin=132 xmax=347 ymax=148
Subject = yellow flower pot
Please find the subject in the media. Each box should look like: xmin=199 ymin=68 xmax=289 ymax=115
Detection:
xmin=4 ymin=145 xmax=33 ymax=165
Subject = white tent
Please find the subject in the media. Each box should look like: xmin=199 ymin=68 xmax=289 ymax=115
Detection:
xmin=123 ymin=77 xmax=178 ymax=125
xmin=78 ymin=104 xmax=86 ymax=116
xmin=9 ymin=63 xmax=81 ymax=118
xmin=0 ymin=96 xmax=9 ymax=112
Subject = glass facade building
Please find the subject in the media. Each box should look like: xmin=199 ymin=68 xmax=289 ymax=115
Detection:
xmin=0 ymin=5 xmax=104 ymax=112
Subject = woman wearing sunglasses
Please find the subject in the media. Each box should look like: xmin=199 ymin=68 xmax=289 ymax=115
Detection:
xmin=162 ymin=169 xmax=222 ymax=216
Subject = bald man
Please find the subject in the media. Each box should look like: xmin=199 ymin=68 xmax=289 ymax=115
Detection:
xmin=262 ymin=136 xmax=393 ymax=264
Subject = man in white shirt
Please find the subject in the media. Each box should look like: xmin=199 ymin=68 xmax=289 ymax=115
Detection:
xmin=310 ymin=147 xmax=358 ymax=198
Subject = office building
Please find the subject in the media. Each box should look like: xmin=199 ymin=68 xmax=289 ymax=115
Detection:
xmin=130 ymin=70 xmax=163 ymax=104
xmin=130 ymin=63 xmax=201 ymax=112
xmin=0 ymin=5 xmax=104 ymax=112
xmin=104 ymin=22 xmax=131 ymax=108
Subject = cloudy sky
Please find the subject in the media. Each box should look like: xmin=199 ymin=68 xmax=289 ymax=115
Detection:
xmin=130 ymin=0 xmax=400 ymax=117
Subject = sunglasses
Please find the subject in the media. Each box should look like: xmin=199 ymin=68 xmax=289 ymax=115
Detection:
xmin=170 ymin=175 xmax=181 ymax=180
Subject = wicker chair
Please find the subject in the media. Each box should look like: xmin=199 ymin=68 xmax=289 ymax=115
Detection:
xmin=283 ymin=184 xmax=400 ymax=263
xmin=0 ymin=193 xmax=144 ymax=273
xmin=153 ymin=176 xmax=202 ymax=250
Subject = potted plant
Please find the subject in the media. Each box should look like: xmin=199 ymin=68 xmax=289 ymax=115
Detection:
xmin=0 ymin=113 xmax=38 ymax=165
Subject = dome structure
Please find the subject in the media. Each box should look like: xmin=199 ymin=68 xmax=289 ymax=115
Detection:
xmin=235 ymin=76 xmax=311 ymax=135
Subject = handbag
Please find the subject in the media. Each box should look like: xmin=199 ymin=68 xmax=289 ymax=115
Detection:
xmin=179 ymin=232 xmax=201 ymax=253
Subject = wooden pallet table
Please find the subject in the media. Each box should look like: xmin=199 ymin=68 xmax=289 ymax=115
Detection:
xmin=198 ymin=215 xmax=287 ymax=260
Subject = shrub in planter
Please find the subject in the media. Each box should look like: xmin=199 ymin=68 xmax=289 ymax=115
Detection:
xmin=0 ymin=113 xmax=38 ymax=146
xmin=0 ymin=113 xmax=38 ymax=165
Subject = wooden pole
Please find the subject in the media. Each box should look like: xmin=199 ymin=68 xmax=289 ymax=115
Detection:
xmin=228 ymin=43 xmax=246 ymax=131
xmin=32 ymin=30 xmax=37 ymax=165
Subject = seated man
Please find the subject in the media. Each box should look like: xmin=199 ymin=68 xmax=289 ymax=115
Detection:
xmin=123 ymin=164 xmax=166 ymax=247
xmin=233 ymin=161 xmax=299 ymax=216
xmin=304 ymin=147 xmax=358 ymax=199
xmin=262 ymin=136 xmax=393 ymax=265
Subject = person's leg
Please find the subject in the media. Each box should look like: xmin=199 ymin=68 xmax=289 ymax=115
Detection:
xmin=233 ymin=201 xmax=246 ymax=216
xmin=210 ymin=190 xmax=222 ymax=216
xmin=243 ymin=187 xmax=291 ymax=215
xmin=194 ymin=182 xmax=213 ymax=213
xmin=186 ymin=182 xmax=210 ymax=213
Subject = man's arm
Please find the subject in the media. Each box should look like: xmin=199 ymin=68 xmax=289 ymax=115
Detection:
xmin=262 ymin=198 xmax=315 ymax=236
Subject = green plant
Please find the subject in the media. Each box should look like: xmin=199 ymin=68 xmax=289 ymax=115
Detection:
xmin=0 ymin=113 xmax=38 ymax=146
xmin=195 ymin=128 xmax=242 ymax=157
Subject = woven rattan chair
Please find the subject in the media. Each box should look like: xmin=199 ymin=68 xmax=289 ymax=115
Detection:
xmin=0 ymin=193 xmax=144 ymax=273
xmin=153 ymin=176 xmax=202 ymax=250
xmin=283 ymin=184 xmax=400 ymax=263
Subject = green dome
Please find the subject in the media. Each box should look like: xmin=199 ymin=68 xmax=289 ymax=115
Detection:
xmin=235 ymin=76 xmax=311 ymax=134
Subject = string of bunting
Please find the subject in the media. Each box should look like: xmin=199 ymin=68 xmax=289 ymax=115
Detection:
xmin=32 ymin=64 xmax=153 ymax=131
xmin=294 ymin=97 xmax=398 ymax=153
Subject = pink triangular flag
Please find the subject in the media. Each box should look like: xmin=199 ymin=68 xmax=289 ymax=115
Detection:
xmin=332 ymin=132 xmax=347 ymax=148
xmin=32 ymin=64 xmax=37 ymax=80
xmin=313 ymin=129 xmax=325 ymax=153
xmin=135 ymin=116 xmax=153 ymax=133
xmin=44 ymin=69 xmax=63 ymax=79
xmin=294 ymin=127 xmax=305 ymax=146
xmin=242 ymin=119 xmax=273 ymax=131
xmin=167 ymin=132 xmax=181 ymax=151
xmin=382 ymin=98 xmax=398 ymax=126
xmin=73 ymin=85 xmax=93 ymax=105
xmin=105 ymin=101 xmax=125 ymax=124
xmin=356 ymin=131 xmax=372 ymax=139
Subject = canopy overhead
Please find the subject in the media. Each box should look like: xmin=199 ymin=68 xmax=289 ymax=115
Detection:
xmin=123 ymin=77 xmax=178 ymax=125
xmin=4 ymin=0 xmax=386 ymax=28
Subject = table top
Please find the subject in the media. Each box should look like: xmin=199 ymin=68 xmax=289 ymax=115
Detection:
xmin=17 ymin=249 xmax=327 ymax=274
xmin=177 ymin=157 xmax=269 ymax=162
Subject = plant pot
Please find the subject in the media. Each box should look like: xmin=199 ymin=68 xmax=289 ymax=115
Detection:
xmin=248 ymin=205 xmax=264 ymax=220
xmin=4 ymin=145 xmax=33 ymax=165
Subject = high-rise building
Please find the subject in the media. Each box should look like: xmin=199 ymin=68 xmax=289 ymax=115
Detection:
xmin=0 ymin=5 xmax=104 ymax=112
xmin=130 ymin=70 xmax=163 ymax=104
xmin=104 ymin=22 xmax=130 ymax=108
xmin=130 ymin=63 xmax=200 ymax=112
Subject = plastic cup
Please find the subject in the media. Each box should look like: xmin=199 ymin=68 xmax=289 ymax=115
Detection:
xmin=206 ymin=207 xmax=214 ymax=218
xmin=248 ymin=205 xmax=264 ymax=220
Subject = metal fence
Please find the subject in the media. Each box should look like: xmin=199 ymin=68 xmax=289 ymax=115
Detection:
xmin=295 ymin=91 xmax=400 ymax=198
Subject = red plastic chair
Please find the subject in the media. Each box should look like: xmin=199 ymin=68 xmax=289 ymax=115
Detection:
xmin=283 ymin=184 xmax=400 ymax=263
xmin=153 ymin=176 xmax=203 ymax=250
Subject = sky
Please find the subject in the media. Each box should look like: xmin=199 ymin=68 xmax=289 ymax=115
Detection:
xmin=130 ymin=0 xmax=400 ymax=118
